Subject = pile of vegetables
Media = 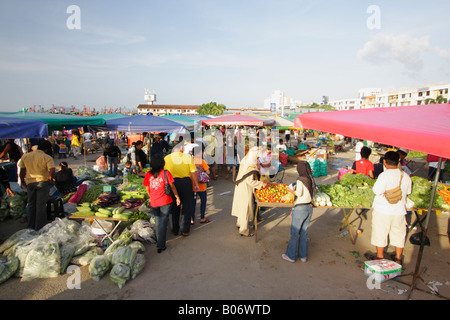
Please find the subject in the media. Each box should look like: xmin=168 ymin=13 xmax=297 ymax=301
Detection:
xmin=312 ymin=192 xmax=332 ymax=207
xmin=409 ymin=176 xmax=450 ymax=210
xmin=317 ymin=173 xmax=376 ymax=208
xmin=0 ymin=218 xmax=150 ymax=287
xmin=316 ymin=173 xmax=450 ymax=210
xmin=0 ymin=193 xmax=28 ymax=221
xmin=89 ymin=231 xmax=146 ymax=288
xmin=255 ymin=183 xmax=294 ymax=203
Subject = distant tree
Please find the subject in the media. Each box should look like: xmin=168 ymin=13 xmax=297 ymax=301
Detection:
xmin=424 ymin=95 xmax=447 ymax=105
xmin=198 ymin=102 xmax=226 ymax=115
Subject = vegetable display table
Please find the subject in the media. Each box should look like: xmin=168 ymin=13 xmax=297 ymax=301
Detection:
xmin=254 ymin=193 xmax=369 ymax=244
xmin=253 ymin=195 xmax=294 ymax=242
xmin=69 ymin=214 xmax=130 ymax=243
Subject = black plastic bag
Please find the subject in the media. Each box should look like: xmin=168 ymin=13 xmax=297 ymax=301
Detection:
xmin=409 ymin=232 xmax=430 ymax=246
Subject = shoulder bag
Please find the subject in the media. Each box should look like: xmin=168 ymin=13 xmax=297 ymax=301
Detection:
xmin=384 ymin=171 xmax=403 ymax=204
xmin=164 ymin=170 xmax=172 ymax=195
xmin=196 ymin=165 xmax=210 ymax=183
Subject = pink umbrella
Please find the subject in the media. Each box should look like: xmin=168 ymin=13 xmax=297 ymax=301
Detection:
xmin=294 ymin=103 xmax=450 ymax=158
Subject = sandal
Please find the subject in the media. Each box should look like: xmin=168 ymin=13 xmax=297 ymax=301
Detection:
xmin=240 ymin=233 xmax=254 ymax=237
xmin=390 ymin=253 xmax=403 ymax=265
xmin=364 ymin=252 xmax=384 ymax=261
xmin=200 ymin=218 xmax=211 ymax=224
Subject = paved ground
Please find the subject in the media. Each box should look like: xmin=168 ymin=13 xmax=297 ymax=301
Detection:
xmin=0 ymin=143 xmax=449 ymax=301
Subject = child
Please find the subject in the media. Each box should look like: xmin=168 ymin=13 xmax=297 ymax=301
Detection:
xmin=124 ymin=160 xmax=137 ymax=175
xmin=58 ymin=140 xmax=67 ymax=159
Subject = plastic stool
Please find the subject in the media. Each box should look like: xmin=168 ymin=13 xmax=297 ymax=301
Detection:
xmin=47 ymin=197 xmax=64 ymax=220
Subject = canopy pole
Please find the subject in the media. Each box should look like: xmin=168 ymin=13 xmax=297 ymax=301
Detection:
xmin=408 ymin=156 xmax=443 ymax=299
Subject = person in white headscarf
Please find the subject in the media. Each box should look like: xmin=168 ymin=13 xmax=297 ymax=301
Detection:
xmin=231 ymin=146 xmax=266 ymax=237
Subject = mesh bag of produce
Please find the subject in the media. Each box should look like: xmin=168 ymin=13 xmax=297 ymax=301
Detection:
xmin=89 ymin=255 xmax=110 ymax=281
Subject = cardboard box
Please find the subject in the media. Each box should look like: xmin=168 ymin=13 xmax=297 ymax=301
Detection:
xmin=364 ymin=259 xmax=402 ymax=282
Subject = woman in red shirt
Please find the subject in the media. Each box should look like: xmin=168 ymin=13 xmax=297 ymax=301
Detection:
xmin=143 ymin=154 xmax=180 ymax=253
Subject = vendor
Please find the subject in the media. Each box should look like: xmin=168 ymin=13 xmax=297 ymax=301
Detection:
xmin=0 ymin=167 xmax=14 ymax=199
xmin=134 ymin=140 xmax=148 ymax=172
xmin=54 ymin=161 xmax=77 ymax=195
xmin=0 ymin=139 xmax=23 ymax=163
xmin=349 ymin=146 xmax=374 ymax=178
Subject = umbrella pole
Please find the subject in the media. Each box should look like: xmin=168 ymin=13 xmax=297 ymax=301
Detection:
xmin=407 ymin=157 xmax=444 ymax=299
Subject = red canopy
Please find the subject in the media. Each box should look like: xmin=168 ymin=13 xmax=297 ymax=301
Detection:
xmin=294 ymin=103 xmax=450 ymax=159
xmin=202 ymin=114 xmax=275 ymax=126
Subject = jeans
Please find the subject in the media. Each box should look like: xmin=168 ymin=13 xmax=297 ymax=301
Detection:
xmin=191 ymin=191 xmax=207 ymax=222
xmin=107 ymin=156 xmax=118 ymax=176
xmin=171 ymin=177 xmax=193 ymax=234
xmin=285 ymin=204 xmax=313 ymax=260
xmin=152 ymin=203 xmax=172 ymax=250
xmin=27 ymin=181 xmax=50 ymax=231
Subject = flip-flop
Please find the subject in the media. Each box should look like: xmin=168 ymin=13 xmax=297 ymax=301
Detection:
xmin=200 ymin=218 xmax=211 ymax=224
xmin=240 ymin=233 xmax=254 ymax=237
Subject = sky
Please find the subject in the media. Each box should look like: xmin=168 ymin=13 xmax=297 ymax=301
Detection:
xmin=0 ymin=0 xmax=449 ymax=112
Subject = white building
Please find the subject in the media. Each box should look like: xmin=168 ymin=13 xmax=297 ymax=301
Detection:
xmin=329 ymin=98 xmax=361 ymax=111
xmin=264 ymin=90 xmax=301 ymax=113
xmin=331 ymin=83 xmax=449 ymax=110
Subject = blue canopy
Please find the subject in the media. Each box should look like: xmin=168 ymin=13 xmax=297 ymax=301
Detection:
xmin=105 ymin=114 xmax=185 ymax=133
xmin=0 ymin=116 xmax=48 ymax=138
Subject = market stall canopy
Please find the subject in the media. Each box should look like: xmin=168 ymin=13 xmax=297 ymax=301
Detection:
xmin=257 ymin=115 xmax=295 ymax=129
xmin=104 ymin=113 xmax=185 ymax=133
xmin=0 ymin=112 xmax=105 ymax=131
xmin=83 ymin=113 xmax=128 ymax=132
xmin=294 ymin=104 xmax=450 ymax=159
xmin=201 ymin=114 xmax=275 ymax=126
xmin=0 ymin=116 xmax=48 ymax=138
xmin=160 ymin=115 xmax=196 ymax=131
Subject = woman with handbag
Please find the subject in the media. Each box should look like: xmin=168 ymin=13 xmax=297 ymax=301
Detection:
xmin=191 ymin=149 xmax=211 ymax=225
xmin=143 ymin=154 xmax=180 ymax=253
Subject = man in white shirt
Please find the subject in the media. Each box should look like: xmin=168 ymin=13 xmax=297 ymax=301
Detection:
xmin=83 ymin=131 xmax=93 ymax=153
xmin=368 ymin=151 xmax=412 ymax=265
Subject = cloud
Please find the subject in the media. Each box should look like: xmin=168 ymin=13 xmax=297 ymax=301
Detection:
xmin=435 ymin=46 xmax=450 ymax=61
xmin=357 ymin=33 xmax=430 ymax=71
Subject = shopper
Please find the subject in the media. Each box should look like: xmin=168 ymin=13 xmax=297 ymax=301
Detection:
xmin=18 ymin=140 xmax=56 ymax=231
xmin=366 ymin=151 xmax=412 ymax=265
xmin=231 ymin=146 xmax=266 ymax=237
xmin=143 ymin=154 xmax=180 ymax=253
xmin=103 ymin=144 xmax=121 ymax=177
xmin=282 ymin=161 xmax=315 ymax=263
xmin=164 ymin=142 xmax=200 ymax=236
xmin=191 ymin=149 xmax=211 ymax=225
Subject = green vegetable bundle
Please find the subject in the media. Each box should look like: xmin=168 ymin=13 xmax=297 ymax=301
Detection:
xmin=409 ymin=176 xmax=450 ymax=210
xmin=318 ymin=174 xmax=375 ymax=208
xmin=131 ymin=253 xmax=145 ymax=279
xmin=89 ymin=255 xmax=110 ymax=281
xmin=0 ymin=255 xmax=19 ymax=285
xmin=110 ymin=246 xmax=137 ymax=266
xmin=109 ymin=263 xmax=131 ymax=288
xmin=80 ymin=185 xmax=104 ymax=203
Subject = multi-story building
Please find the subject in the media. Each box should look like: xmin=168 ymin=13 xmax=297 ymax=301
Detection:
xmin=264 ymin=90 xmax=301 ymax=112
xmin=330 ymin=83 xmax=449 ymax=110
xmin=329 ymin=98 xmax=361 ymax=111
xmin=137 ymin=104 xmax=200 ymax=115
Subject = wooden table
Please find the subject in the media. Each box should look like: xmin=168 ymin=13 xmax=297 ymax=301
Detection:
xmin=254 ymin=196 xmax=294 ymax=242
xmin=69 ymin=214 xmax=130 ymax=242
xmin=254 ymin=194 xmax=369 ymax=244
